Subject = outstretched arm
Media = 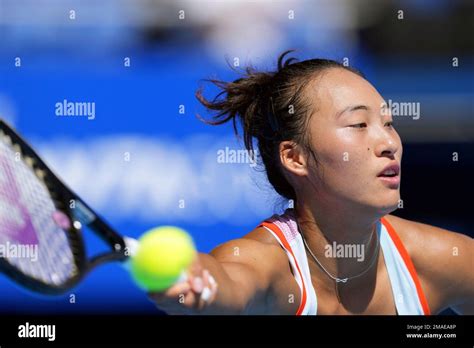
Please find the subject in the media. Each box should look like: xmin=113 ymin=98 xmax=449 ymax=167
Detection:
xmin=148 ymin=237 xmax=298 ymax=315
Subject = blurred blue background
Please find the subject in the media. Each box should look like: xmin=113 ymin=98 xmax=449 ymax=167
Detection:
xmin=0 ymin=0 xmax=472 ymax=314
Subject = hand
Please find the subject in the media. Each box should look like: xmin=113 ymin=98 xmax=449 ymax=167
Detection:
xmin=148 ymin=258 xmax=218 ymax=315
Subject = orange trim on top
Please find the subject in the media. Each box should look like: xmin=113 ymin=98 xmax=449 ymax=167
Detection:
xmin=381 ymin=217 xmax=431 ymax=315
xmin=260 ymin=221 xmax=307 ymax=315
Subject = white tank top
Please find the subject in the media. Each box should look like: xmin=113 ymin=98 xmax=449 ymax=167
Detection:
xmin=259 ymin=209 xmax=430 ymax=315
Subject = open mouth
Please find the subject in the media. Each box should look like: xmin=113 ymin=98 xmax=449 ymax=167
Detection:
xmin=378 ymin=170 xmax=398 ymax=178
xmin=377 ymin=164 xmax=400 ymax=187
xmin=377 ymin=164 xmax=400 ymax=177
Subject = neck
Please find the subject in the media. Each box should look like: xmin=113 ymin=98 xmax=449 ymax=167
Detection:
xmin=294 ymin=197 xmax=380 ymax=282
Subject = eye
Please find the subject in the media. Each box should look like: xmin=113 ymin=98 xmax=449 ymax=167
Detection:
xmin=350 ymin=123 xmax=367 ymax=129
xmin=385 ymin=121 xmax=394 ymax=128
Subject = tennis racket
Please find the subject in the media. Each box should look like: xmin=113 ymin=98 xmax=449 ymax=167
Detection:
xmin=0 ymin=119 xmax=140 ymax=295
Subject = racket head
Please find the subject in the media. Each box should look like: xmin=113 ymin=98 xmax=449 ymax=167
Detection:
xmin=0 ymin=120 xmax=126 ymax=295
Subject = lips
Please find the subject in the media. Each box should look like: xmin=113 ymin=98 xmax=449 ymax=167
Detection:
xmin=377 ymin=163 xmax=400 ymax=177
xmin=377 ymin=163 xmax=400 ymax=188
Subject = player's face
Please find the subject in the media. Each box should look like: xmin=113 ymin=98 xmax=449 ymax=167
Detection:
xmin=304 ymin=68 xmax=403 ymax=215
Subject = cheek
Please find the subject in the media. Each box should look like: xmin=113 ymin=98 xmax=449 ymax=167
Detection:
xmin=310 ymin=134 xmax=380 ymax=202
xmin=313 ymin=129 xmax=371 ymax=177
xmin=396 ymin=133 xmax=403 ymax=159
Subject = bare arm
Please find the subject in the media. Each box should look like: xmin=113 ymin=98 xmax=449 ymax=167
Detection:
xmin=408 ymin=221 xmax=474 ymax=314
xmin=148 ymin=237 xmax=298 ymax=315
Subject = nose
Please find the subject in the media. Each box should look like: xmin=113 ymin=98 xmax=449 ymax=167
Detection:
xmin=374 ymin=128 xmax=400 ymax=159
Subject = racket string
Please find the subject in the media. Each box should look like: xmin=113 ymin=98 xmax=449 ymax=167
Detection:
xmin=0 ymin=139 xmax=77 ymax=286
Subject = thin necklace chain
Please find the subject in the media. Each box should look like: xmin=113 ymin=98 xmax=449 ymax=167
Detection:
xmin=298 ymin=221 xmax=380 ymax=284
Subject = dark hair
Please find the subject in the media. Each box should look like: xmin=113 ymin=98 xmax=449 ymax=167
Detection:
xmin=196 ymin=50 xmax=363 ymax=201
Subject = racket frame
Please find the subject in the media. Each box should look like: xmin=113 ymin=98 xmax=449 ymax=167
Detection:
xmin=0 ymin=120 xmax=129 ymax=295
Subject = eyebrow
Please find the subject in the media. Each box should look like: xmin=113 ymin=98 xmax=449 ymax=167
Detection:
xmin=336 ymin=105 xmax=370 ymax=118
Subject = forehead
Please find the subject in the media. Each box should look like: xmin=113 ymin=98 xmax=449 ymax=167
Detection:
xmin=307 ymin=68 xmax=382 ymax=113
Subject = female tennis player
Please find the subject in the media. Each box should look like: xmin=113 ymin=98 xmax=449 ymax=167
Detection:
xmin=149 ymin=51 xmax=473 ymax=315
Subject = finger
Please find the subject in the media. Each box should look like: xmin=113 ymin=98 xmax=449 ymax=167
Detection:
xmin=183 ymin=289 xmax=198 ymax=308
xmin=196 ymin=269 xmax=219 ymax=311
xmin=192 ymin=269 xmax=209 ymax=311
xmin=198 ymin=269 xmax=213 ymax=307
xmin=190 ymin=273 xmax=204 ymax=294
xmin=201 ymin=271 xmax=218 ymax=306
xmin=165 ymin=280 xmax=191 ymax=298
xmin=207 ymin=273 xmax=218 ymax=303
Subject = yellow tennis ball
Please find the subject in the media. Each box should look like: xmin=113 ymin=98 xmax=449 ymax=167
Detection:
xmin=130 ymin=226 xmax=196 ymax=292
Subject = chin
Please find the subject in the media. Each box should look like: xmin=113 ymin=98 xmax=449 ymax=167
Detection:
xmin=360 ymin=189 xmax=400 ymax=217
xmin=378 ymin=204 xmax=399 ymax=217
xmin=352 ymin=195 xmax=399 ymax=219
xmin=375 ymin=195 xmax=400 ymax=216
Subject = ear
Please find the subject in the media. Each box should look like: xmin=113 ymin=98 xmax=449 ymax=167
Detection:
xmin=279 ymin=141 xmax=308 ymax=177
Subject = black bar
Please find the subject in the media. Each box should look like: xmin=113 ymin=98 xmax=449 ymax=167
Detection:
xmin=0 ymin=315 xmax=472 ymax=346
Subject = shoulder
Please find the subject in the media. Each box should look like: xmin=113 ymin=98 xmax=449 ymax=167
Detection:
xmin=209 ymin=226 xmax=288 ymax=275
xmin=383 ymin=214 xmax=473 ymax=313
xmin=383 ymin=215 xmax=472 ymax=267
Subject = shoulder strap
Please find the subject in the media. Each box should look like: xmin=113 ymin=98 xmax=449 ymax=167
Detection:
xmin=259 ymin=221 xmax=307 ymax=315
xmin=381 ymin=217 xmax=431 ymax=315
